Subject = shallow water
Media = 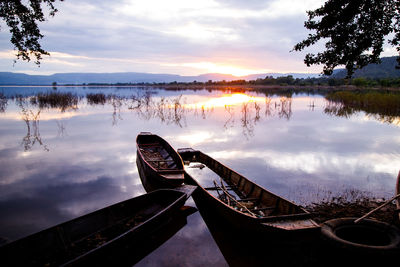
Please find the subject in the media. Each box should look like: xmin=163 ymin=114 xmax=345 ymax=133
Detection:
xmin=0 ymin=86 xmax=399 ymax=265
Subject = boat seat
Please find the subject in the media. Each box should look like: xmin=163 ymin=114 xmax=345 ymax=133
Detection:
xmin=159 ymin=149 xmax=170 ymax=158
xmin=204 ymin=186 xmax=235 ymax=191
xmin=146 ymin=160 xmax=174 ymax=162
xmin=139 ymin=143 xmax=161 ymax=147
xmin=258 ymin=212 xmax=313 ymax=222
xmin=139 ymin=147 xmax=162 ymax=154
xmin=167 ymin=162 xmax=177 ymax=169
xmin=237 ymin=198 xmax=258 ymax=202
xmin=250 ymin=206 xmax=275 ymax=212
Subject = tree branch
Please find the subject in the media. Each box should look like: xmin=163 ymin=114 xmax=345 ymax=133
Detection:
xmin=0 ymin=0 xmax=63 ymax=65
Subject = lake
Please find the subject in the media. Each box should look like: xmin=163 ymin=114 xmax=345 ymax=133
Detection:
xmin=0 ymin=86 xmax=399 ymax=265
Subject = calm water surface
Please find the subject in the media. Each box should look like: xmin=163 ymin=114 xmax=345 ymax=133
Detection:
xmin=0 ymin=86 xmax=399 ymax=265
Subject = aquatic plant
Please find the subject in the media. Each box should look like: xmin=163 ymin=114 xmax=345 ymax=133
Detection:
xmin=297 ymin=186 xmax=399 ymax=226
xmin=30 ymin=92 xmax=79 ymax=112
xmin=87 ymin=93 xmax=107 ymax=105
xmin=108 ymin=95 xmax=124 ymax=126
xmin=0 ymin=92 xmax=7 ymax=113
xmin=325 ymin=91 xmax=400 ymax=124
xmin=128 ymin=93 xmax=187 ymax=127
xmin=306 ymin=196 xmax=399 ymax=227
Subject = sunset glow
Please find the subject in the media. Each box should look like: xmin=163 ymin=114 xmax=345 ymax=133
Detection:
xmin=184 ymin=93 xmax=265 ymax=109
xmin=174 ymin=62 xmax=271 ymax=77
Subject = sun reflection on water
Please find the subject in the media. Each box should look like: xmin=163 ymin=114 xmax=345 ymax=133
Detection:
xmin=183 ymin=93 xmax=265 ymax=109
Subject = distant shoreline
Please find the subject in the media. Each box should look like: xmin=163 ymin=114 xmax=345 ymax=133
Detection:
xmin=1 ymin=84 xmax=400 ymax=92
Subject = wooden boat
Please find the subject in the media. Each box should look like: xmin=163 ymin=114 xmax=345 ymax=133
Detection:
xmin=193 ymin=193 xmax=321 ymax=266
xmin=136 ymin=132 xmax=185 ymax=189
xmin=397 ymin=171 xmax=400 ymax=221
xmin=177 ymin=148 xmax=400 ymax=265
xmin=136 ymin=150 xmax=197 ymax=195
xmin=0 ymin=189 xmax=192 ymax=267
xmin=177 ymin=148 xmax=320 ymax=242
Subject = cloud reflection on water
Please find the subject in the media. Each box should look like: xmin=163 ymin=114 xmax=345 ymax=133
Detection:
xmin=0 ymin=87 xmax=399 ymax=258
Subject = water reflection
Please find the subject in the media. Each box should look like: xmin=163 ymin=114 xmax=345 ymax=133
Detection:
xmin=30 ymin=92 xmax=79 ymax=113
xmin=136 ymin=210 xmax=228 ymax=267
xmin=17 ymin=99 xmax=49 ymax=152
xmin=128 ymin=93 xmax=187 ymax=127
xmin=240 ymin=102 xmax=258 ymax=138
xmin=110 ymin=95 xmax=124 ymax=126
xmin=325 ymin=91 xmax=400 ymax=125
xmin=136 ymin=156 xmax=228 ymax=266
xmin=9 ymin=89 xmax=400 ymax=152
xmin=124 ymin=92 xmax=294 ymax=131
xmin=117 ymin=206 xmax=198 ymax=266
xmin=56 ymin=120 xmax=68 ymax=137
xmin=277 ymin=96 xmax=292 ymax=119
xmin=9 ymin=92 xmax=83 ymax=151
xmin=0 ymin=86 xmax=399 ymax=266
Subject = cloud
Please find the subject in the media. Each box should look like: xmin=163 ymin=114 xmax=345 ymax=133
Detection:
xmin=164 ymin=61 xmax=271 ymax=76
xmin=0 ymin=0 xmax=380 ymax=75
xmin=0 ymin=175 xmax=142 ymax=241
xmin=215 ymin=0 xmax=272 ymax=10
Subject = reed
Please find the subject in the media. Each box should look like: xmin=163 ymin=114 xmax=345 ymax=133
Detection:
xmin=87 ymin=93 xmax=107 ymax=105
xmin=306 ymin=196 xmax=399 ymax=227
xmin=30 ymin=92 xmax=79 ymax=112
xmin=0 ymin=92 xmax=7 ymax=113
xmin=325 ymin=91 xmax=400 ymax=123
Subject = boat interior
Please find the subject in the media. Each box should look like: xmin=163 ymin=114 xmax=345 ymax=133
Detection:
xmin=179 ymin=149 xmax=316 ymax=223
xmin=138 ymin=143 xmax=179 ymax=170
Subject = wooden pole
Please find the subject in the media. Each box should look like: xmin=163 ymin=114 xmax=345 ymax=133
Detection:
xmin=354 ymin=193 xmax=400 ymax=223
xmin=220 ymin=178 xmax=230 ymax=206
xmin=213 ymin=180 xmax=257 ymax=217
xmin=213 ymin=180 xmax=222 ymax=199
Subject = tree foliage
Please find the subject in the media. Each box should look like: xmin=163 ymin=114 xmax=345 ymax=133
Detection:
xmin=294 ymin=0 xmax=400 ymax=77
xmin=0 ymin=0 xmax=63 ymax=64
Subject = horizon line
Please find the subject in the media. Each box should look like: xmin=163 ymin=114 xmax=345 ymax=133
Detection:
xmin=2 ymin=70 xmax=321 ymax=77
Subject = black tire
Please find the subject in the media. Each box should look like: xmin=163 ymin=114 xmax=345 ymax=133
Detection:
xmin=321 ymin=217 xmax=400 ymax=251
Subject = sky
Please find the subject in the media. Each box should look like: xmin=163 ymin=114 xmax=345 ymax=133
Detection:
xmin=0 ymin=0 xmax=397 ymax=76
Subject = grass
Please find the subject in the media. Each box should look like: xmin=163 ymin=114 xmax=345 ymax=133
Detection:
xmin=87 ymin=93 xmax=107 ymax=105
xmin=305 ymin=194 xmax=399 ymax=227
xmin=325 ymin=91 xmax=400 ymax=122
xmin=30 ymin=92 xmax=79 ymax=112
xmin=0 ymin=92 xmax=7 ymax=112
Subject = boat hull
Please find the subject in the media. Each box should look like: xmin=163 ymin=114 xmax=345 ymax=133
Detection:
xmin=185 ymin=171 xmax=319 ymax=241
xmin=193 ymin=188 xmax=322 ymax=266
xmin=179 ymin=148 xmax=400 ymax=265
xmin=397 ymin=171 xmax=400 ymax=221
xmin=178 ymin=148 xmax=320 ymax=241
xmin=0 ymin=189 xmax=188 ymax=267
xmin=136 ymin=132 xmax=184 ymax=188
xmin=137 ymin=150 xmax=182 ymax=190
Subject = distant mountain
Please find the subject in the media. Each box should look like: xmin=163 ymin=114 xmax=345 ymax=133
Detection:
xmin=332 ymin=56 xmax=400 ymax=79
xmin=0 ymin=72 xmax=319 ymax=85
